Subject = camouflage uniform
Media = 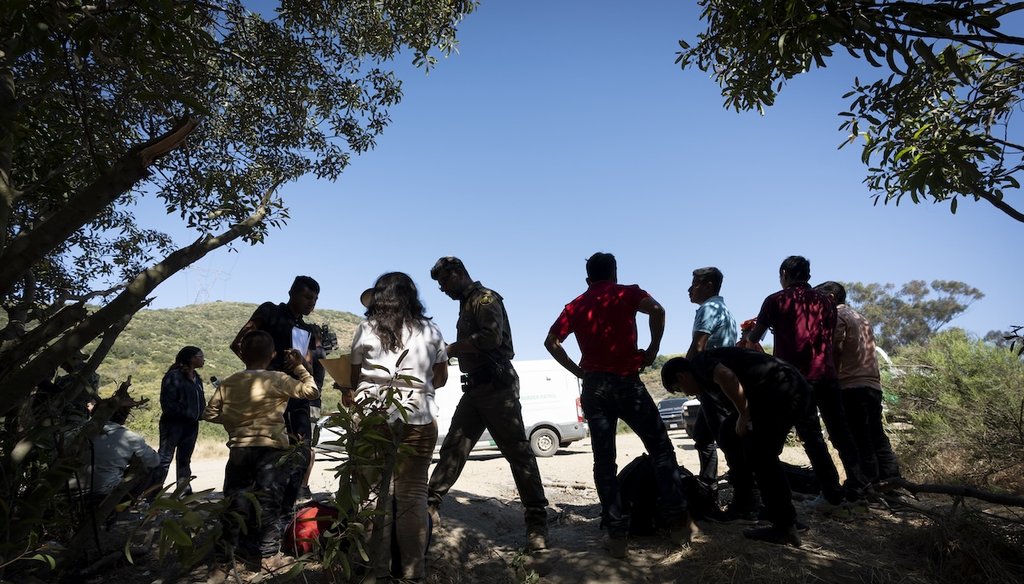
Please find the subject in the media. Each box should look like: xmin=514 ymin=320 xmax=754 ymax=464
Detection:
xmin=427 ymin=281 xmax=549 ymax=537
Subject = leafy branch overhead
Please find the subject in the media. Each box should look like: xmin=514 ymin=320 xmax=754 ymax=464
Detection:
xmin=677 ymin=1 xmax=1024 ymax=223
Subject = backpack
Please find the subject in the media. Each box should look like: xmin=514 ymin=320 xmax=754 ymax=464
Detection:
xmin=617 ymin=454 xmax=717 ymax=535
xmin=283 ymin=501 xmax=339 ymax=556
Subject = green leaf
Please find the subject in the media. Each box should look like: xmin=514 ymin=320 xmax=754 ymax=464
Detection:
xmin=912 ymin=39 xmax=942 ymax=71
xmin=161 ymin=520 xmax=194 ymax=547
xmin=29 ymin=554 xmax=57 ymax=570
xmin=895 ymin=146 xmax=916 ymax=161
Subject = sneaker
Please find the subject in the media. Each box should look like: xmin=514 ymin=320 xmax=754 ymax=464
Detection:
xmin=296 ymin=486 xmax=313 ymax=504
xmin=428 ymin=504 xmax=441 ymax=529
xmin=743 ymin=525 xmax=801 ymax=547
xmin=527 ymin=529 xmax=548 ymax=551
xmin=603 ymin=534 xmax=628 ymax=559
xmin=667 ymin=512 xmax=698 ymax=546
xmin=806 ymin=494 xmax=851 ymax=518
xmin=260 ymin=552 xmax=292 ymax=572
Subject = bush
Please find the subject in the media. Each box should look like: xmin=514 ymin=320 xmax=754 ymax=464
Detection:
xmin=888 ymin=329 xmax=1024 ymax=492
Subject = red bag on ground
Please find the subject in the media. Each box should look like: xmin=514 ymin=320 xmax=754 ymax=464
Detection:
xmin=283 ymin=502 xmax=339 ymax=556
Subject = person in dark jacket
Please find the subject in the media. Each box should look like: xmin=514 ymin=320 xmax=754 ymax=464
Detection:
xmin=157 ymin=346 xmax=207 ymax=496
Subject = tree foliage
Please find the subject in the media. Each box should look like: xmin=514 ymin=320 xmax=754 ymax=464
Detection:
xmin=888 ymin=329 xmax=1024 ymax=492
xmin=678 ymin=1 xmax=1024 ymax=223
xmin=0 ymin=1 xmax=473 ymax=578
xmin=843 ymin=279 xmax=984 ymax=352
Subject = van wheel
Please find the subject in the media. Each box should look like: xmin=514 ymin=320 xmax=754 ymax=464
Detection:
xmin=530 ymin=428 xmax=559 ymax=457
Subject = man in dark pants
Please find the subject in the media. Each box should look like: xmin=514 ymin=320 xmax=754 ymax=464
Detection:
xmin=662 ymin=348 xmax=820 ymax=547
xmin=741 ymin=256 xmax=866 ymax=509
xmin=545 ymin=252 xmax=692 ymax=559
xmin=426 ymin=257 xmax=549 ymax=551
xmin=229 ymin=276 xmax=320 ymax=526
xmin=815 ymin=281 xmax=901 ymax=486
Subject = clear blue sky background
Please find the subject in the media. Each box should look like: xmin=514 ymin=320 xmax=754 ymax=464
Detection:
xmin=142 ymin=1 xmax=1022 ymax=361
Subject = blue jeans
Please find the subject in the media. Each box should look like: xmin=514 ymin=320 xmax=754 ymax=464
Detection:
xmin=581 ymin=372 xmax=686 ymax=537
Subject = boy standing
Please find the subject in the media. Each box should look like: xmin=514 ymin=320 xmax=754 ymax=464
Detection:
xmin=204 ymin=331 xmax=319 ymax=577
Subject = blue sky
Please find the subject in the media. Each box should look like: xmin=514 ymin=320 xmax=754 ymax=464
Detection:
xmin=142 ymin=1 xmax=1022 ymax=360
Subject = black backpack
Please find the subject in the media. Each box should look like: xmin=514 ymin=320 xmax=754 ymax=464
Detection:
xmin=617 ymin=454 xmax=717 ymax=535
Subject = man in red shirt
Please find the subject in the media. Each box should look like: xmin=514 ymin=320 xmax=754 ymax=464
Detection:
xmin=544 ymin=252 xmax=692 ymax=558
xmin=742 ymin=256 xmax=866 ymax=508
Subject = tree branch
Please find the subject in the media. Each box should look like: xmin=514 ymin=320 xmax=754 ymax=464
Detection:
xmin=895 ymin=477 xmax=1024 ymax=507
xmin=0 ymin=116 xmax=200 ymax=298
xmin=0 ymin=183 xmax=277 ymax=415
xmin=968 ymin=184 xmax=1024 ymax=222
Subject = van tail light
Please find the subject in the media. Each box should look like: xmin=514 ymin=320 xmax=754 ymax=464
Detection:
xmin=576 ymin=397 xmax=584 ymax=423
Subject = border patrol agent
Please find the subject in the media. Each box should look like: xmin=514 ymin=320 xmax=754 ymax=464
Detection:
xmin=426 ymin=257 xmax=549 ymax=551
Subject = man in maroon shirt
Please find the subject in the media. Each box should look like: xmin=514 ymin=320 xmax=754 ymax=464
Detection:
xmin=742 ymin=256 xmax=866 ymax=507
xmin=544 ymin=252 xmax=692 ymax=558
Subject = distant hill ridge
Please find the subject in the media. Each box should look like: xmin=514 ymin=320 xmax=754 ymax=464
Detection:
xmin=95 ymin=301 xmax=361 ymax=439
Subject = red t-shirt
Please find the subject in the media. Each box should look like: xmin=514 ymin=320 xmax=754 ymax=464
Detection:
xmin=549 ymin=281 xmax=649 ymax=376
xmin=754 ymin=283 xmax=838 ymax=381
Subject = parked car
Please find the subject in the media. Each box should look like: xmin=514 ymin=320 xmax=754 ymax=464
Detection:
xmin=435 ymin=359 xmax=587 ymax=457
xmin=657 ymin=397 xmax=687 ymax=431
xmin=318 ymin=359 xmax=587 ymax=458
xmin=682 ymin=398 xmax=701 ymax=438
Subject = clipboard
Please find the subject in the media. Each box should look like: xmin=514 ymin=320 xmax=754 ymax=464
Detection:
xmin=320 ymin=354 xmax=353 ymax=388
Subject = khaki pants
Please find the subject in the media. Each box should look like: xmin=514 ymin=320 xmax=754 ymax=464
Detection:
xmin=367 ymin=420 xmax=438 ymax=579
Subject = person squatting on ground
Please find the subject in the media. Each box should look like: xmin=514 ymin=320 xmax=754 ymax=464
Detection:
xmin=156 ymin=346 xmax=206 ymax=496
xmin=814 ymin=281 xmax=902 ymax=487
xmin=229 ymin=275 xmax=320 ymax=529
xmin=662 ymin=348 xmax=824 ymax=547
xmin=741 ymin=256 xmax=868 ymax=509
xmin=349 ymin=272 xmax=449 ymax=582
xmin=426 ymin=256 xmax=550 ymax=551
xmin=544 ymin=252 xmax=693 ymax=559
xmin=684 ymin=266 xmax=750 ymax=516
xmin=78 ymin=398 xmax=161 ymax=507
xmin=204 ymin=331 xmax=319 ymax=580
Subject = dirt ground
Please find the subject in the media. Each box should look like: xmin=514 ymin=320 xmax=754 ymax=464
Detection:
xmin=120 ymin=429 xmax=951 ymax=584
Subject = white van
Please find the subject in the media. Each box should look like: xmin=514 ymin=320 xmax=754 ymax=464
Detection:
xmin=317 ymin=359 xmax=587 ymax=458
xmin=434 ymin=359 xmax=587 ymax=457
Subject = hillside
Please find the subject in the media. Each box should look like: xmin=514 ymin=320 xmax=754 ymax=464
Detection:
xmin=92 ymin=302 xmax=362 ymax=439
xmin=71 ymin=301 xmax=685 ymax=439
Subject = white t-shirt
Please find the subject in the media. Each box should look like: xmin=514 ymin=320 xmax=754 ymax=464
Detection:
xmin=350 ymin=319 xmax=448 ymax=425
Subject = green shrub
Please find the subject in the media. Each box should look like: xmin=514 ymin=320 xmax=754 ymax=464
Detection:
xmin=888 ymin=329 xmax=1024 ymax=492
